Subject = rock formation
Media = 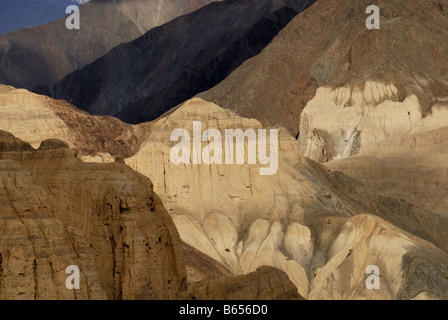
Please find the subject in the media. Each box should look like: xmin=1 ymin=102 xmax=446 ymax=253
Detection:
xmin=188 ymin=266 xmax=304 ymax=300
xmin=124 ymin=98 xmax=448 ymax=299
xmin=1 ymin=86 xmax=448 ymax=299
xmin=0 ymin=130 xmax=187 ymax=299
xmin=0 ymin=84 xmax=151 ymax=162
xmin=52 ymin=0 xmax=316 ymax=124
xmin=199 ymin=0 xmax=448 ymax=137
xmin=0 ymin=0 xmax=219 ymax=89
xmin=0 ymin=129 xmax=304 ymax=300
xmin=198 ymin=0 xmax=448 ymax=217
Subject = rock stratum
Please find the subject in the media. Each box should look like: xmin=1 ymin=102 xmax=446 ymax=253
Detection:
xmin=2 ymin=87 xmax=448 ymax=299
xmin=0 ymin=0 xmax=219 ymax=89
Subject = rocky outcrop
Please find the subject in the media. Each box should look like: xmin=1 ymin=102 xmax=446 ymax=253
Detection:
xmin=0 ymin=131 xmax=187 ymax=299
xmin=0 ymin=0 xmax=219 ymax=89
xmin=125 ymin=98 xmax=448 ymax=299
xmin=188 ymin=266 xmax=304 ymax=300
xmin=199 ymin=0 xmax=448 ymax=138
xmin=53 ymin=0 xmax=316 ymax=124
xmin=298 ymin=82 xmax=418 ymax=162
xmin=2 ymin=86 xmax=448 ymax=299
xmin=183 ymin=242 xmax=233 ymax=284
xmin=0 ymin=85 xmax=151 ymax=161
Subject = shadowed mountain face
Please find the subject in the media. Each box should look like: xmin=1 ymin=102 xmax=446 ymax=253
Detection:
xmin=0 ymin=0 xmax=219 ymax=89
xmin=52 ymin=0 xmax=316 ymax=124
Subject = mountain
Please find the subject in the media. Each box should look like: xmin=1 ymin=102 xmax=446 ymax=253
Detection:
xmin=52 ymin=0 xmax=316 ymax=124
xmin=0 ymin=0 xmax=219 ymax=89
xmin=198 ymin=0 xmax=448 ymax=216
xmin=0 ymin=84 xmax=152 ymax=162
xmin=199 ymin=0 xmax=448 ymax=137
xmin=2 ymin=86 xmax=448 ymax=299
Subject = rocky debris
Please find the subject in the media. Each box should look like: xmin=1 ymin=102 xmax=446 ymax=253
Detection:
xmin=188 ymin=266 xmax=305 ymax=300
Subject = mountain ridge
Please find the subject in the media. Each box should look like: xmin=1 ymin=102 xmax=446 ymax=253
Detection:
xmin=52 ymin=0 xmax=316 ymax=124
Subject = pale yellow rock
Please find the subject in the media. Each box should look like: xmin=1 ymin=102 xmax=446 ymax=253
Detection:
xmin=2 ymin=87 xmax=448 ymax=299
xmin=125 ymin=97 xmax=448 ymax=299
xmin=298 ymin=82 xmax=422 ymax=162
xmin=309 ymin=214 xmax=414 ymax=300
xmin=299 ymin=81 xmax=448 ymax=216
xmin=125 ymin=98 xmax=318 ymax=296
xmin=284 ymin=223 xmax=313 ymax=269
xmin=0 ymin=87 xmax=74 ymax=149
xmin=80 ymin=153 xmax=115 ymax=163
xmin=0 ymin=85 xmax=152 ymax=162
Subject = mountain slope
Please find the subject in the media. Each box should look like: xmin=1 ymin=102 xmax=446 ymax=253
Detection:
xmin=124 ymin=98 xmax=448 ymax=299
xmin=0 ymin=0 xmax=219 ymax=89
xmin=52 ymin=0 xmax=316 ymax=124
xmin=199 ymin=0 xmax=448 ymax=137
xmin=0 ymin=129 xmax=302 ymax=300
xmin=198 ymin=0 xmax=448 ymax=217
xmin=0 ymin=84 xmax=151 ymax=162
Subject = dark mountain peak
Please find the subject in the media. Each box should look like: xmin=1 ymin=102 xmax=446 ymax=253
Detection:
xmin=52 ymin=0 xmax=316 ymax=124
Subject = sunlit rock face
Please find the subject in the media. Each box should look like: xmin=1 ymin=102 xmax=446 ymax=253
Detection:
xmin=125 ymin=98 xmax=448 ymax=300
xmin=0 ymin=131 xmax=187 ymax=300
